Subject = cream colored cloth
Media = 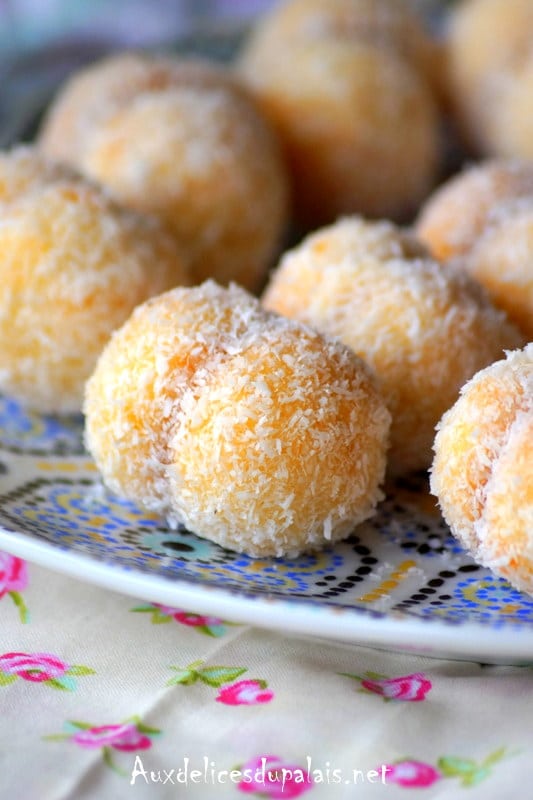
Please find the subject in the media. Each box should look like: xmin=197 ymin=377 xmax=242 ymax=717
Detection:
xmin=0 ymin=555 xmax=529 ymax=799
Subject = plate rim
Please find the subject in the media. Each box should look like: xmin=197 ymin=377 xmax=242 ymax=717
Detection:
xmin=1 ymin=525 xmax=533 ymax=665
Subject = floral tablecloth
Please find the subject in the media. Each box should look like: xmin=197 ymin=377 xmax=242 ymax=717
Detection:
xmin=0 ymin=550 xmax=530 ymax=799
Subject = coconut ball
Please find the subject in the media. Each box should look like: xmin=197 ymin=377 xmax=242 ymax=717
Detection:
xmin=466 ymin=200 xmax=533 ymax=341
xmin=238 ymin=0 xmax=440 ymax=225
xmin=0 ymin=145 xmax=79 ymax=202
xmin=0 ymin=147 xmax=189 ymax=413
xmin=431 ymin=345 xmax=533 ymax=595
xmin=39 ymin=54 xmax=288 ymax=291
xmin=416 ymin=160 xmax=533 ymax=340
xmin=239 ymin=0 xmax=438 ymax=77
xmin=263 ymin=217 xmax=523 ymax=473
xmin=416 ymin=159 xmax=533 ymax=262
xmin=447 ymin=0 xmax=533 ymax=157
xmin=38 ymin=52 xmax=192 ymax=165
xmin=84 ymin=281 xmax=391 ymax=557
xmin=489 ymin=51 xmax=533 ymax=161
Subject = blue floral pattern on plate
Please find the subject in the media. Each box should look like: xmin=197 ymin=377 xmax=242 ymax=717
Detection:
xmin=0 ymin=398 xmax=533 ymax=628
xmin=0 ymin=395 xmax=84 ymax=455
xmin=0 ymin=405 xmax=531 ymax=648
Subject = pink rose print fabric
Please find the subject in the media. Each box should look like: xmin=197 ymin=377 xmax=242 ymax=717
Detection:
xmin=0 ymin=651 xmax=94 ymax=690
xmin=381 ymin=748 xmax=508 ymax=789
xmin=72 ymin=722 xmax=152 ymax=751
xmin=340 ymin=670 xmax=432 ymax=701
xmin=216 ymin=679 xmax=273 ymax=705
xmin=44 ymin=717 xmax=161 ymax=775
xmin=167 ymin=659 xmax=274 ymax=705
xmin=131 ymin=603 xmax=229 ymax=636
xmin=0 ymin=553 xmax=29 ymax=622
xmin=238 ymin=755 xmax=313 ymax=798
xmin=385 ymin=761 xmax=441 ymax=787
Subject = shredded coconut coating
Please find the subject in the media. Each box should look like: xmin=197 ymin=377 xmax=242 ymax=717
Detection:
xmin=39 ymin=53 xmax=230 ymax=165
xmin=466 ymin=199 xmax=533 ymax=340
xmin=0 ymin=145 xmax=81 ymax=201
xmin=84 ymin=281 xmax=391 ymax=557
xmin=80 ymin=84 xmax=288 ymax=290
xmin=238 ymin=27 xmax=440 ymax=225
xmin=0 ymin=147 xmax=189 ymax=413
xmin=447 ymin=0 xmax=533 ymax=156
xmin=431 ymin=345 xmax=533 ymax=595
xmin=262 ymin=217 xmax=524 ymax=474
xmin=416 ymin=159 xmax=533 ymax=262
xmin=38 ymin=54 xmax=288 ymax=292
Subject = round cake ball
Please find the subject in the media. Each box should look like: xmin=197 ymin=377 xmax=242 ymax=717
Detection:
xmin=84 ymin=281 xmax=391 ymax=557
xmin=240 ymin=0 xmax=438 ymax=77
xmin=0 ymin=147 xmax=189 ymax=413
xmin=431 ymin=345 xmax=533 ymax=595
xmin=447 ymin=0 xmax=533 ymax=156
xmin=241 ymin=39 xmax=439 ymax=225
xmin=0 ymin=145 xmax=79 ymax=202
xmin=490 ymin=51 xmax=533 ymax=161
xmin=238 ymin=7 xmax=440 ymax=225
xmin=416 ymin=159 xmax=533 ymax=262
xmin=466 ymin=200 xmax=533 ymax=340
xmin=38 ymin=52 xmax=191 ymax=165
xmin=39 ymin=54 xmax=288 ymax=291
xmin=263 ymin=217 xmax=523 ymax=474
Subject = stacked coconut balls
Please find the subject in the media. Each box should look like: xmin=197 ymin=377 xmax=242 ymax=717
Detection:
xmin=1 ymin=0 xmax=531 ymax=581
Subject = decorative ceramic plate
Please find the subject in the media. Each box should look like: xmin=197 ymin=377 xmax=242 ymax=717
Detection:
xmin=0 ymin=396 xmax=532 ymax=666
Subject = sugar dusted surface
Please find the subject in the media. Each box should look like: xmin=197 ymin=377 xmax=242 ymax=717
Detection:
xmin=263 ymin=216 xmax=523 ymax=474
xmin=84 ymin=281 xmax=391 ymax=557
xmin=431 ymin=345 xmax=533 ymax=595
